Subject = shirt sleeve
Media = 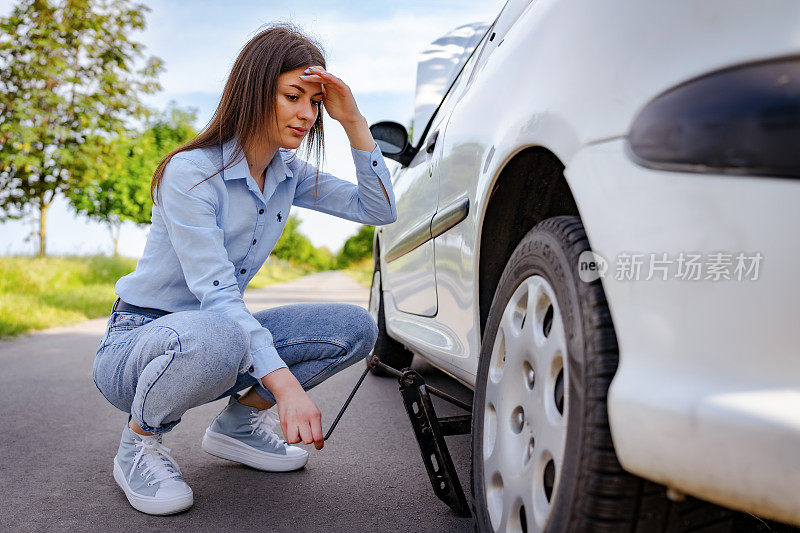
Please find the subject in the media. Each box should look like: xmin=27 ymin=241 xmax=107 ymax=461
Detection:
xmin=156 ymin=156 xmax=287 ymax=380
xmin=291 ymin=142 xmax=398 ymax=225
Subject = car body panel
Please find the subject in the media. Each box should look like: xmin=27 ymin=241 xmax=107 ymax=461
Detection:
xmin=378 ymin=0 xmax=800 ymax=523
xmin=384 ymin=0 xmax=800 ymax=380
xmin=569 ymin=139 xmax=800 ymax=524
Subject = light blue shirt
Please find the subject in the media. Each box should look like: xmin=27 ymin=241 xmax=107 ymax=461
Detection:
xmin=115 ymin=137 xmax=397 ymax=380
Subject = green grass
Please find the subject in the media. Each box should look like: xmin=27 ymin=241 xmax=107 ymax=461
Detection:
xmin=0 ymin=254 xmax=312 ymax=340
xmin=0 ymin=255 xmax=137 ymax=339
xmin=246 ymin=257 xmax=313 ymax=289
xmin=342 ymin=258 xmax=374 ymax=287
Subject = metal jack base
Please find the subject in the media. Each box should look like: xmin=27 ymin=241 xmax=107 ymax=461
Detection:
xmin=323 ymin=353 xmax=473 ymax=517
xmin=396 ymin=365 xmax=472 ymax=517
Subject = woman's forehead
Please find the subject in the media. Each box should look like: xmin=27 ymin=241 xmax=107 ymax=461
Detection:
xmin=279 ymin=70 xmax=323 ymax=94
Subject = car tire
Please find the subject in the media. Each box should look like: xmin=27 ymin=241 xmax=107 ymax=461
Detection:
xmin=471 ymin=215 xmax=745 ymax=532
xmin=367 ymin=257 xmax=414 ymax=376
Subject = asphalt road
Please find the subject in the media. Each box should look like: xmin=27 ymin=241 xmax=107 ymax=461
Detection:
xmin=0 ymin=271 xmax=475 ymax=532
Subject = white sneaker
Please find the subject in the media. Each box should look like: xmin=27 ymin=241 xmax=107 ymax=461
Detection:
xmin=202 ymin=396 xmax=308 ymax=471
xmin=113 ymin=425 xmax=193 ymax=515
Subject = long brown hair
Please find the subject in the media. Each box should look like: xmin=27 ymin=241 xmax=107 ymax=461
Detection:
xmin=150 ymin=23 xmax=326 ymax=203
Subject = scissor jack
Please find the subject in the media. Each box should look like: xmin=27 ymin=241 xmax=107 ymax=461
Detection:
xmin=323 ymin=353 xmax=473 ymax=517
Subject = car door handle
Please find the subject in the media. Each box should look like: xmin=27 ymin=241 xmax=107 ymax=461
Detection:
xmin=426 ymin=130 xmax=439 ymax=154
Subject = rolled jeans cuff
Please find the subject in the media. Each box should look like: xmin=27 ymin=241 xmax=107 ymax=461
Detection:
xmin=131 ymin=413 xmax=181 ymax=435
xmin=254 ymin=382 xmax=277 ymax=404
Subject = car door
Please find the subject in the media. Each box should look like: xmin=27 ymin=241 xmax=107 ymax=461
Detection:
xmin=380 ymin=22 xmax=490 ymax=317
xmin=380 ymin=139 xmax=440 ymax=316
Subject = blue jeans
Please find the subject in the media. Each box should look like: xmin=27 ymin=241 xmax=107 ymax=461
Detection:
xmin=92 ymin=302 xmax=378 ymax=435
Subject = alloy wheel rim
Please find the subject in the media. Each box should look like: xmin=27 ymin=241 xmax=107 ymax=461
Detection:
xmin=483 ymin=274 xmax=569 ymax=532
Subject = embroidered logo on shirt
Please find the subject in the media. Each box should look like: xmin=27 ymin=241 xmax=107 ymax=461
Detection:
xmin=276 ymin=211 xmax=282 ymax=222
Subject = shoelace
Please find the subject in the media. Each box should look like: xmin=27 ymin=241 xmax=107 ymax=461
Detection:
xmin=129 ymin=435 xmax=183 ymax=487
xmin=249 ymin=409 xmax=287 ymax=448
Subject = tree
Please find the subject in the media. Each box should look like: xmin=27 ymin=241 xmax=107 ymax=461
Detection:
xmin=0 ymin=0 xmax=163 ymax=256
xmin=69 ymin=104 xmax=197 ymax=255
xmin=336 ymin=224 xmax=375 ymax=268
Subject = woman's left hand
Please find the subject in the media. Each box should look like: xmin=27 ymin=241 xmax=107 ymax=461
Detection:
xmin=299 ymin=66 xmax=363 ymax=125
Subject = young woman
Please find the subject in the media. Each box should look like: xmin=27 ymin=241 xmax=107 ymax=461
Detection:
xmin=91 ymin=24 xmax=397 ymax=515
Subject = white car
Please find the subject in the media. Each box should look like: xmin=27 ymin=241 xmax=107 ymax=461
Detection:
xmin=367 ymin=0 xmax=800 ymax=531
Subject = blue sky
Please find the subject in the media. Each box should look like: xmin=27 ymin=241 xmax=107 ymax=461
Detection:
xmin=0 ymin=0 xmax=503 ymax=256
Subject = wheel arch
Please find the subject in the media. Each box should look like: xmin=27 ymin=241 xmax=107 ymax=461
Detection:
xmin=477 ymin=146 xmax=581 ymax=337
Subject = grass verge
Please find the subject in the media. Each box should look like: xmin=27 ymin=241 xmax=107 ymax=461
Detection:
xmin=0 ymin=255 xmax=311 ymax=340
xmin=0 ymin=255 xmax=136 ymax=339
xmin=246 ymin=257 xmax=312 ymax=289
xmin=341 ymin=257 xmax=374 ymax=287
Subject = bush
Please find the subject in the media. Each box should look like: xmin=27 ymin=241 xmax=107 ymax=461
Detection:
xmin=335 ymin=225 xmax=374 ymax=269
xmin=271 ymin=215 xmax=335 ymax=270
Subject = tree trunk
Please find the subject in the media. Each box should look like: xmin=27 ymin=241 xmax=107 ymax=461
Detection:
xmin=37 ymin=199 xmax=49 ymax=257
xmin=109 ymin=222 xmax=122 ymax=257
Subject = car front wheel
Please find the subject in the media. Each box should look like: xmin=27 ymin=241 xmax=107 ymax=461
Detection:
xmin=471 ymin=215 xmax=744 ymax=532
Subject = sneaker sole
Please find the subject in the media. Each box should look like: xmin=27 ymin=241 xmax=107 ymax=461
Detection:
xmin=201 ymin=428 xmax=309 ymax=471
xmin=113 ymin=457 xmax=193 ymax=515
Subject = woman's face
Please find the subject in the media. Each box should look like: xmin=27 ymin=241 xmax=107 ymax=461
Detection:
xmin=270 ymin=67 xmax=323 ymax=149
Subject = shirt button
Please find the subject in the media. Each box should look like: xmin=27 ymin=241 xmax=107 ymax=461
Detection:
xmin=372 ymin=161 xmax=378 ymax=167
xmin=213 ymin=280 xmax=219 ymax=286
xmin=259 ymin=208 xmax=264 ymax=214
xmin=240 ymin=268 xmax=246 ymax=274
xmin=252 ymin=239 xmax=257 ymax=245
xmin=248 ymin=365 xmax=254 ymax=373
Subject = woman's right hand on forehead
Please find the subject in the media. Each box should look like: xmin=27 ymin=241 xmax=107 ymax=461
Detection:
xmin=299 ymin=65 xmax=363 ymax=126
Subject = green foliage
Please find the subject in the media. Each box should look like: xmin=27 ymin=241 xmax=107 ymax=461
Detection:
xmin=335 ymin=224 xmax=375 ymax=268
xmin=271 ymin=215 xmax=334 ymax=270
xmin=67 ymin=103 xmax=197 ymax=254
xmin=0 ymin=0 xmax=163 ymax=256
xmin=342 ymin=257 xmax=374 ymax=287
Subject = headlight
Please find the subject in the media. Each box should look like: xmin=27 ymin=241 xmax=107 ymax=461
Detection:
xmin=627 ymin=55 xmax=800 ymax=179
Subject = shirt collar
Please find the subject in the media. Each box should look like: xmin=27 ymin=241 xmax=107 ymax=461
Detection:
xmin=220 ymin=137 xmax=293 ymax=182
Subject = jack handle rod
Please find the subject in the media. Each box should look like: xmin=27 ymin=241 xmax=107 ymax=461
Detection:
xmin=323 ymin=363 xmax=371 ymax=441
xmin=322 ymin=353 xmax=473 ymax=441
xmin=368 ymin=354 xmax=473 ymax=412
